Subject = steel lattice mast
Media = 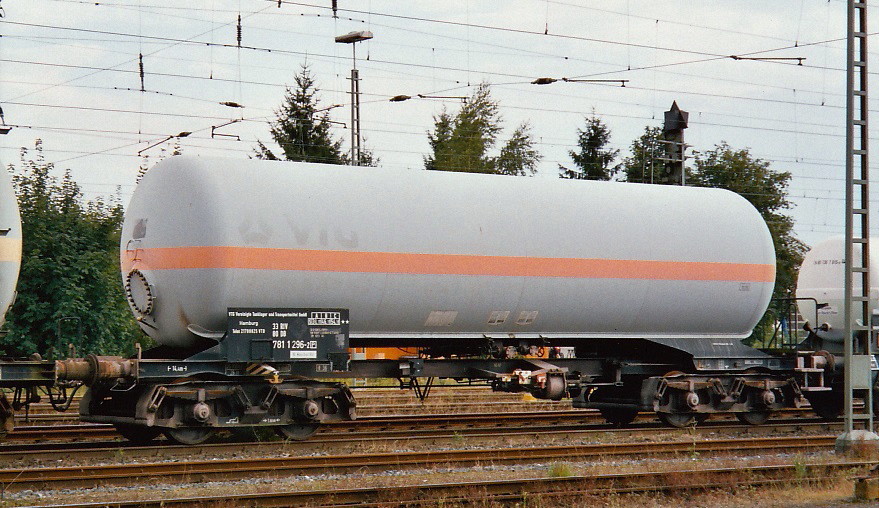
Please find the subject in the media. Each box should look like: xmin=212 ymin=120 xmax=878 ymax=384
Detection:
xmin=839 ymin=0 xmax=878 ymax=451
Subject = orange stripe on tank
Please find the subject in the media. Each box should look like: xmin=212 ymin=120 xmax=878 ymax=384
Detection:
xmin=121 ymin=246 xmax=776 ymax=282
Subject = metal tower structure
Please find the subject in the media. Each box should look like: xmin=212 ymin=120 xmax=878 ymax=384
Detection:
xmin=335 ymin=31 xmax=373 ymax=166
xmin=658 ymin=101 xmax=689 ymax=186
xmin=838 ymin=0 xmax=878 ymax=451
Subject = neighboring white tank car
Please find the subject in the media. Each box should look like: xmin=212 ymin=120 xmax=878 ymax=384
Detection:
xmin=796 ymin=235 xmax=879 ymax=343
xmin=122 ymin=156 xmax=776 ymax=349
xmin=0 ymin=168 xmax=21 ymax=327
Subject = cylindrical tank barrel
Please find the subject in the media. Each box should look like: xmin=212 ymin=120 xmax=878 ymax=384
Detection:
xmin=121 ymin=156 xmax=776 ymax=349
xmin=796 ymin=235 xmax=879 ymax=343
xmin=0 ymin=168 xmax=21 ymax=327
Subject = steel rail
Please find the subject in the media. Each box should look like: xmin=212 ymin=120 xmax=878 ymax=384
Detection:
xmin=56 ymin=462 xmax=864 ymax=507
xmin=0 ymin=420 xmax=842 ymax=463
xmin=13 ymin=399 xmax=572 ymax=422
xmin=3 ymin=407 xmax=829 ymax=442
xmin=0 ymin=435 xmax=840 ymax=492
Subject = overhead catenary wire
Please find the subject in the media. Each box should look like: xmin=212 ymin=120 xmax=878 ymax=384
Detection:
xmin=0 ymin=5 xmax=274 ymax=103
xmin=0 ymin=56 xmax=853 ymax=118
xmin=0 ymin=0 xmax=862 ymax=245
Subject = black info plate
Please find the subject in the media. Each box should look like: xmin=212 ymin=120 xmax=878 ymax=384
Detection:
xmin=225 ymin=308 xmax=350 ymax=364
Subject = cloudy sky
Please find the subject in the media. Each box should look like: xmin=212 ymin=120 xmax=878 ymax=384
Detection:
xmin=0 ymin=1 xmax=865 ymax=247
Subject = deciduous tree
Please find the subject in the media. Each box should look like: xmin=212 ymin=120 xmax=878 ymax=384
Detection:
xmin=425 ymin=83 xmax=540 ymax=175
xmin=3 ymin=140 xmax=141 ymax=357
xmin=621 ymin=126 xmax=665 ymax=183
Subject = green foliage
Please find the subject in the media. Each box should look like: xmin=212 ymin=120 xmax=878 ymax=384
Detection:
xmin=690 ymin=143 xmax=807 ymax=344
xmin=256 ymin=65 xmax=371 ymax=165
xmin=547 ymin=462 xmax=574 ymax=477
xmin=425 ymin=83 xmax=540 ymax=175
xmin=559 ymin=114 xmax=619 ymax=180
xmin=622 ymin=125 xmax=694 ymax=184
xmin=793 ymin=455 xmax=808 ymax=480
xmin=621 ymin=126 xmax=664 ymax=183
xmin=496 ymin=123 xmax=540 ymax=176
xmin=3 ymin=140 xmax=141 ymax=357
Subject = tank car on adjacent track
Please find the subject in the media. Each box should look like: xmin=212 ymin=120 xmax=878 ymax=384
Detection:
xmin=797 ymin=235 xmax=878 ymax=346
xmin=49 ymin=157 xmax=836 ymax=443
xmin=0 ymin=166 xmax=43 ymax=436
xmin=0 ymin=167 xmax=21 ymax=327
xmin=794 ymin=235 xmax=879 ymax=419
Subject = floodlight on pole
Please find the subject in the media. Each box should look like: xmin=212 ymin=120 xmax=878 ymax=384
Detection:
xmin=336 ymin=31 xmax=373 ymax=166
xmin=335 ymin=31 xmax=373 ymax=44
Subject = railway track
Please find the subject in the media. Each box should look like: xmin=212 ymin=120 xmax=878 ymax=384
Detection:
xmin=0 ymin=419 xmax=842 ymax=463
xmin=0 ymin=434 xmax=843 ymax=492
xmin=57 ymin=461 xmax=865 ymax=507
xmin=3 ymin=407 xmax=831 ymax=443
xmin=12 ymin=400 xmax=573 ymax=425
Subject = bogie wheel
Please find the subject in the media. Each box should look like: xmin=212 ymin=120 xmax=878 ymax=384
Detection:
xmin=658 ymin=412 xmax=696 ymax=428
xmin=114 ymin=423 xmax=162 ymax=445
xmin=735 ymin=411 xmax=770 ymax=426
xmin=275 ymin=423 xmax=320 ymax=441
xmin=656 ymin=370 xmax=697 ymax=428
xmin=164 ymin=427 xmax=215 ymax=445
xmin=599 ymin=408 xmax=638 ymax=428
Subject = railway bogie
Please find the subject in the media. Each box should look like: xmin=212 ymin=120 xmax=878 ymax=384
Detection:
xmin=79 ymin=378 xmax=355 ymax=445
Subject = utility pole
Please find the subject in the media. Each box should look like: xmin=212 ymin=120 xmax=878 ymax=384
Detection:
xmin=335 ymin=31 xmax=373 ymax=166
xmin=837 ymin=0 xmax=879 ymax=454
xmin=658 ymin=101 xmax=689 ymax=186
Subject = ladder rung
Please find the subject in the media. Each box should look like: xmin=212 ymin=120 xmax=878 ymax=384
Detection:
xmin=854 ymin=208 xmax=868 ymax=214
xmin=854 ymin=61 xmax=868 ymax=67
xmin=854 ymin=179 xmax=868 ymax=185
xmin=855 ymin=32 xmax=868 ymax=37
xmin=851 ymin=296 xmax=870 ymax=302
xmin=852 ymin=267 xmax=868 ymax=273
xmin=854 ymin=120 xmax=867 ymax=126
xmin=852 ymin=238 xmax=868 ymax=243
xmin=854 ymin=90 xmax=868 ymax=96
xmin=853 ymin=149 xmax=868 ymax=155
xmin=850 ymin=414 xmax=873 ymax=420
